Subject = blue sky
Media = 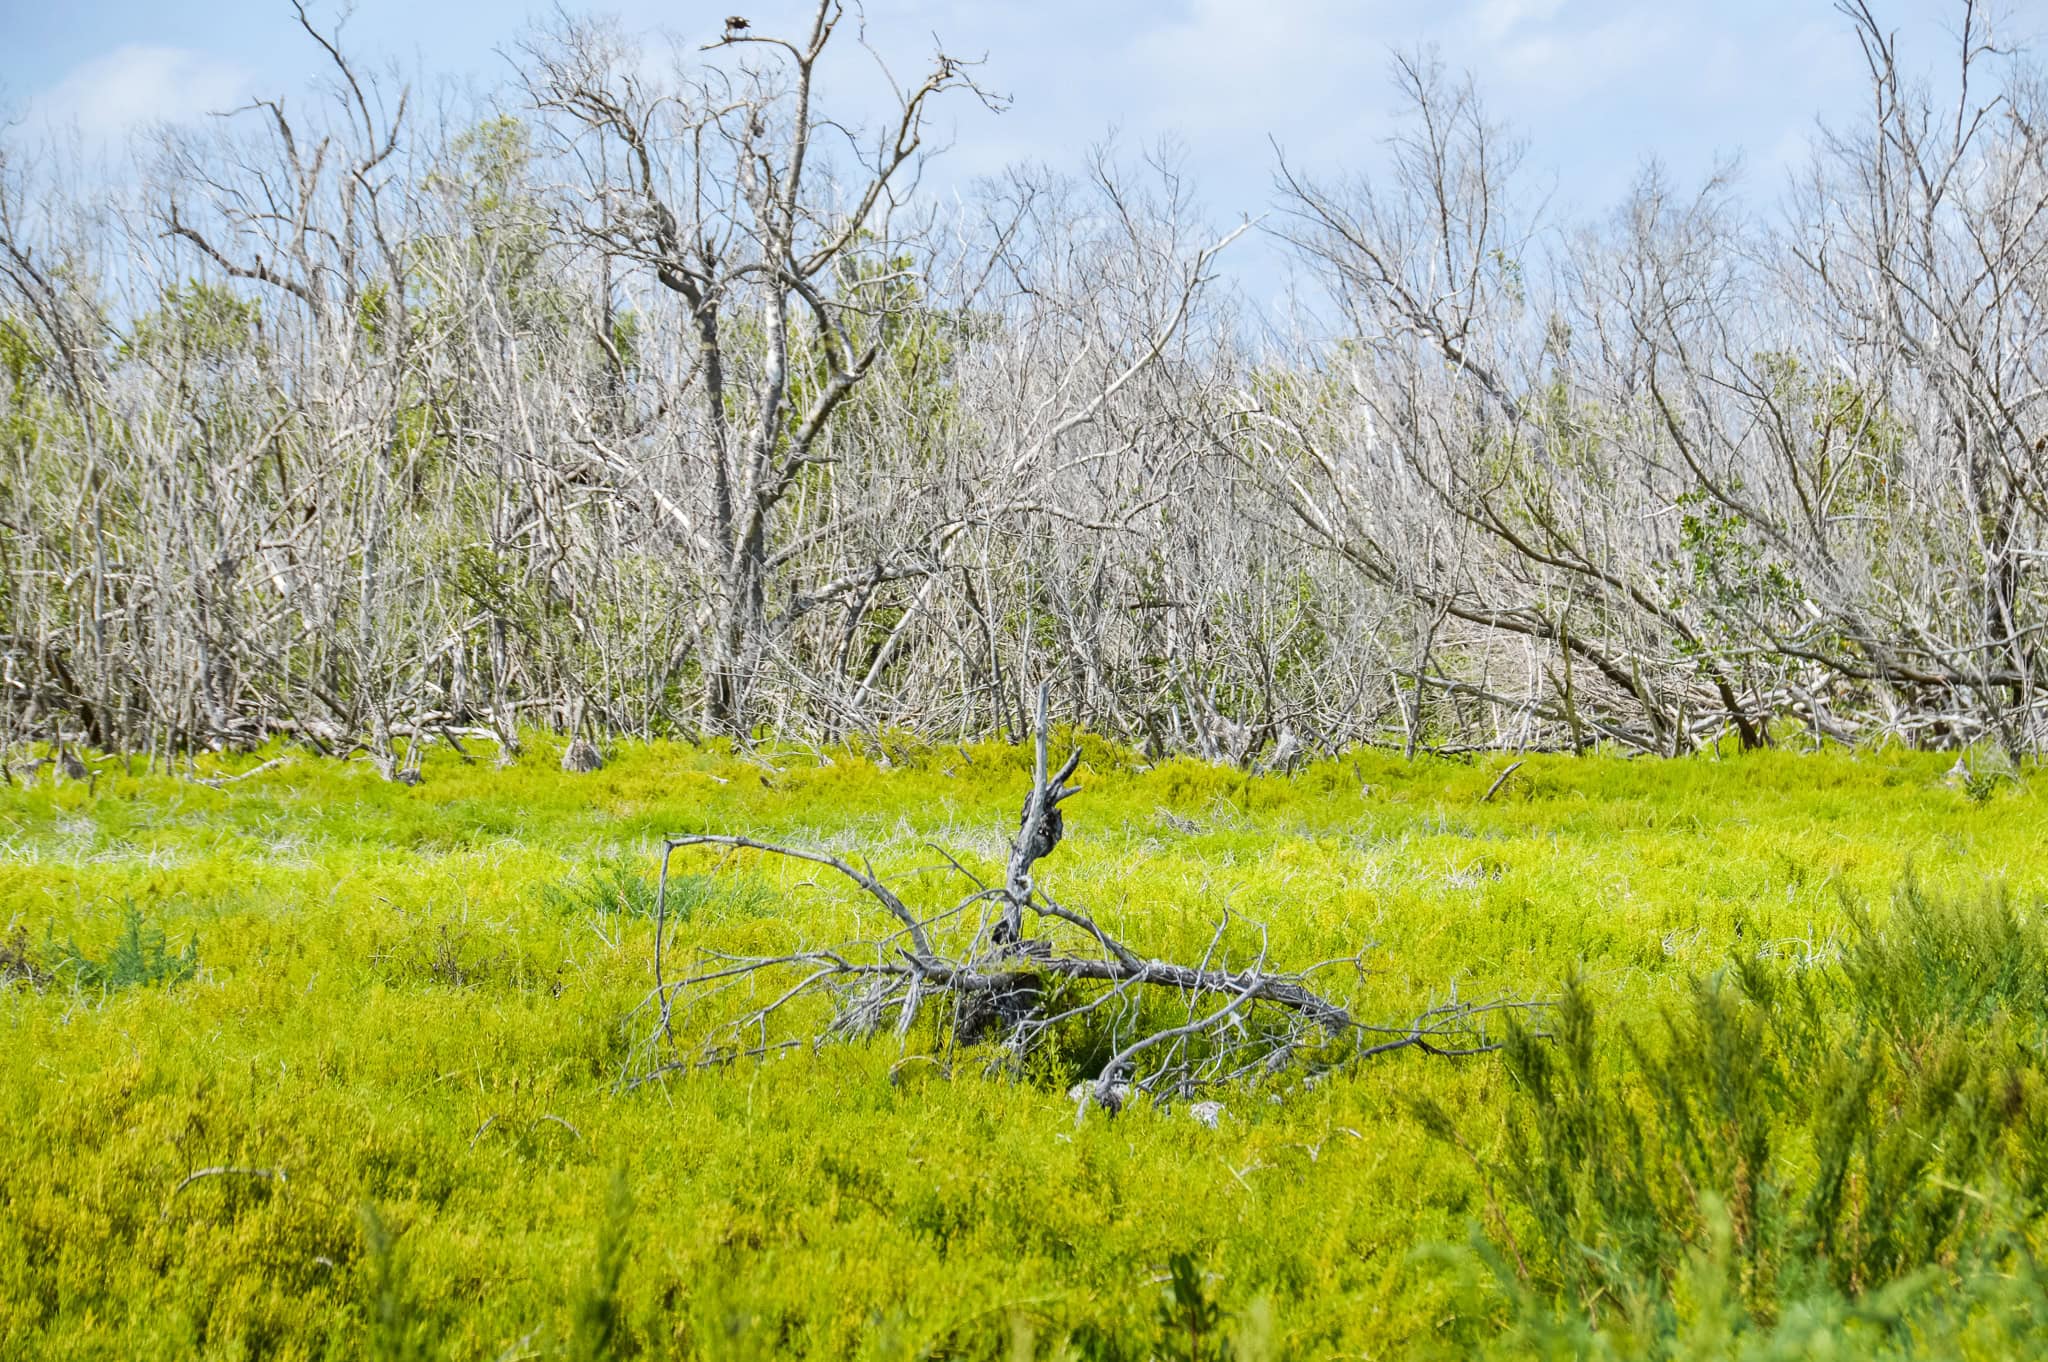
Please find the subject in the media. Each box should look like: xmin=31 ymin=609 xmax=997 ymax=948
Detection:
xmin=0 ymin=1 xmax=2000 ymax=301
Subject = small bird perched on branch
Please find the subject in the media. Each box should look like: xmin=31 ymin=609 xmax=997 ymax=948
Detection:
xmin=723 ymin=15 xmax=751 ymax=38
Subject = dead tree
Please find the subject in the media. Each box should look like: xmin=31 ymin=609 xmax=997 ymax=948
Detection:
xmin=526 ymin=0 xmax=1005 ymax=736
xmin=629 ymin=683 xmax=1529 ymax=1109
xmin=997 ymin=684 xmax=1079 ymax=946
xmin=1263 ymin=53 xmax=1770 ymax=755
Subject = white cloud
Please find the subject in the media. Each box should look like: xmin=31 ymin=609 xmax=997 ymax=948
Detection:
xmin=31 ymin=45 xmax=255 ymax=143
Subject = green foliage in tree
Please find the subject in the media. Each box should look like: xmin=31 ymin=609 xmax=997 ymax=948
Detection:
xmin=0 ymin=314 xmax=46 ymax=386
xmin=427 ymin=116 xmax=571 ymax=335
xmin=452 ymin=544 xmax=540 ymax=636
xmin=120 ymin=281 xmax=261 ymax=364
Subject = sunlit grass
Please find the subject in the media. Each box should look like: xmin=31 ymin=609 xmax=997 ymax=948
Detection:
xmin=0 ymin=735 xmax=2039 ymax=1357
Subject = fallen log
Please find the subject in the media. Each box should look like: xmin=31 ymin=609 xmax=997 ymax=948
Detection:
xmin=627 ymin=684 xmax=1536 ymax=1108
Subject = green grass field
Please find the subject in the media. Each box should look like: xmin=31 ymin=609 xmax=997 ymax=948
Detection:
xmin=4 ymin=738 xmax=2047 ymax=1359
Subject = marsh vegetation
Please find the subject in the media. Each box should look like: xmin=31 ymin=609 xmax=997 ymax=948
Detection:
xmin=6 ymin=737 xmax=2048 ymax=1357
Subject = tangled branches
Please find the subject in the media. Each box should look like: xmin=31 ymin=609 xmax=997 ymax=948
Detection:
xmin=627 ymin=688 xmax=1534 ymax=1109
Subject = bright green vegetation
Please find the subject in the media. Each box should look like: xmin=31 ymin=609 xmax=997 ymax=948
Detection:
xmin=4 ymin=739 xmax=2047 ymax=1358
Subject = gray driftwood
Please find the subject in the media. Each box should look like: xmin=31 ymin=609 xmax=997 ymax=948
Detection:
xmin=627 ymin=683 xmax=1530 ymax=1110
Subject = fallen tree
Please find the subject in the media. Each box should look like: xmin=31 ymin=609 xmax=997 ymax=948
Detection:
xmin=627 ymin=686 xmax=1535 ymax=1110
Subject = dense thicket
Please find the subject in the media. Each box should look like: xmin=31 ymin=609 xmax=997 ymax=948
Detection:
xmin=5 ymin=0 xmax=2047 ymax=773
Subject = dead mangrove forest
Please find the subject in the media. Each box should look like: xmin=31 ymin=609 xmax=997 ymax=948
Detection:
xmin=5 ymin=1 xmax=2048 ymax=771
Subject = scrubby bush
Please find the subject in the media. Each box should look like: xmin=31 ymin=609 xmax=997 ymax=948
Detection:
xmin=1423 ymin=877 xmax=2048 ymax=1357
xmin=46 ymin=905 xmax=199 ymax=992
xmin=539 ymin=856 xmax=774 ymax=928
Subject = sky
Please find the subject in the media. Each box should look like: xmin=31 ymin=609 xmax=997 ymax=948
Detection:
xmin=0 ymin=0 xmax=2011 ymax=304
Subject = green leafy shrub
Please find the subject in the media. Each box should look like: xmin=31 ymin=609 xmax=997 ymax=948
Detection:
xmin=1439 ymin=1200 xmax=2048 ymax=1360
xmin=1157 ymin=1251 xmax=1233 ymax=1362
xmin=566 ymin=1170 xmax=636 ymax=1361
xmin=363 ymin=1204 xmax=439 ymax=1362
xmin=47 ymin=905 xmax=198 ymax=991
xmin=540 ymin=856 xmax=664 ymax=920
xmin=1962 ymin=768 xmax=2008 ymax=804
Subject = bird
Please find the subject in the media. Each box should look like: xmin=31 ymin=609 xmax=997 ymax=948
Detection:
xmin=723 ymin=15 xmax=751 ymax=37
